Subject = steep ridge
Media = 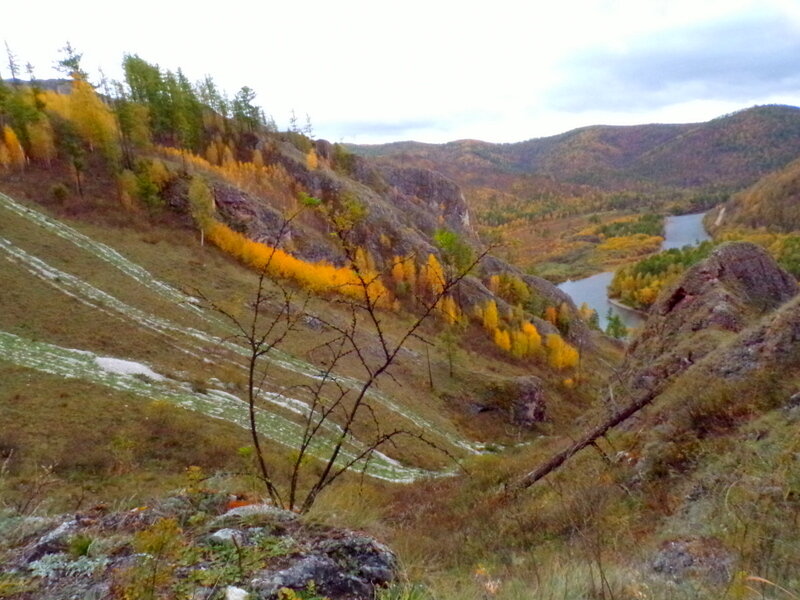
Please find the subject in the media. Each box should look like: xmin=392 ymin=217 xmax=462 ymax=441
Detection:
xmin=622 ymin=242 xmax=798 ymax=392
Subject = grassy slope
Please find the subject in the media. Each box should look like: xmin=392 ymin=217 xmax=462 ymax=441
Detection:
xmin=2 ymin=175 xmax=798 ymax=598
xmin=0 ymin=175 xmax=613 ymax=514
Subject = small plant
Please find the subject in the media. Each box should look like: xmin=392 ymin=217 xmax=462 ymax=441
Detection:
xmin=50 ymin=183 xmax=70 ymax=204
xmin=28 ymin=553 xmax=109 ymax=578
xmin=67 ymin=533 xmax=93 ymax=558
xmin=278 ymin=581 xmax=330 ymax=600
xmin=117 ymin=518 xmax=183 ymax=600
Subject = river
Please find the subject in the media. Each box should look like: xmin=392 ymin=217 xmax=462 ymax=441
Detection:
xmin=557 ymin=212 xmax=711 ymax=331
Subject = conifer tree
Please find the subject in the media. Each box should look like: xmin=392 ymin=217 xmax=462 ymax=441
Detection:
xmin=4 ymin=42 xmax=19 ymax=85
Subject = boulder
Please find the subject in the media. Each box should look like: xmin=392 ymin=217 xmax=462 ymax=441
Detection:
xmin=483 ymin=376 xmax=548 ymax=428
xmin=652 ymin=537 xmax=735 ymax=584
xmin=251 ymin=534 xmax=397 ymax=600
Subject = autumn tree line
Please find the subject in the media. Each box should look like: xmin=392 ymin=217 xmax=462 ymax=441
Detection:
xmin=0 ymin=43 xmax=583 ymax=374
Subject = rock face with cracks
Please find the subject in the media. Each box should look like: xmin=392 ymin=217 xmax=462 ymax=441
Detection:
xmin=623 ymin=242 xmax=798 ymax=391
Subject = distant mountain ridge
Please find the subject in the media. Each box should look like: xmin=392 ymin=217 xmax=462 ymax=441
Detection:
xmin=351 ymin=105 xmax=800 ymax=191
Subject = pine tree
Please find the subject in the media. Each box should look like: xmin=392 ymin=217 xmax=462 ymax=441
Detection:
xmin=605 ymin=310 xmax=628 ymax=339
xmin=4 ymin=41 xmax=19 ymax=85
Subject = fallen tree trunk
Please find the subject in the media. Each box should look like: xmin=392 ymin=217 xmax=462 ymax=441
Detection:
xmin=504 ymin=386 xmax=662 ymax=497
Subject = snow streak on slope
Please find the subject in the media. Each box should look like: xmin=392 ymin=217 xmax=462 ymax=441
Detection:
xmin=0 ymin=330 xmax=436 ymax=483
xmin=0 ymin=191 xmax=208 ymax=321
xmin=0 ymin=191 xmax=485 ymax=454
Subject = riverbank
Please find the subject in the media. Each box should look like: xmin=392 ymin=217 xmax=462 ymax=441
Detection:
xmin=558 ymin=212 xmax=711 ymax=330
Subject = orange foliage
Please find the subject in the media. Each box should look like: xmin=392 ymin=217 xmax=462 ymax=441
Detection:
xmin=41 ymin=80 xmax=119 ymax=161
xmin=3 ymin=126 xmax=26 ymax=169
xmin=438 ymin=295 xmax=461 ymax=325
xmin=205 ymin=220 xmax=392 ymax=306
xmin=419 ymin=254 xmax=445 ymax=297
xmin=27 ymin=119 xmax=56 ymax=167
xmin=159 ymin=146 xmax=297 ymax=211
xmin=0 ymin=142 xmax=10 ymax=170
xmin=306 ymin=149 xmax=319 ymax=170
xmin=493 ymin=328 xmax=511 ymax=352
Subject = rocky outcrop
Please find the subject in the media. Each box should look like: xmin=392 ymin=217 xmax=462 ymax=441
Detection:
xmin=707 ymin=294 xmax=800 ymax=380
xmin=623 ymin=242 xmax=798 ymax=390
xmin=1 ymin=495 xmax=397 ymax=600
xmin=380 ymin=166 xmax=473 ymax=236
xmin=481 ymin=376 xmax=548 ymax=428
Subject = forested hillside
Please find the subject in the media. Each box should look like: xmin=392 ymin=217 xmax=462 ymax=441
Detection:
xmin=351 ymin=106 xmax=800 ymax=280
xmin=716 ymin=156 xmax=800 ymax=233
xmin=352 ymin=105 xmax=800 ymax=191
xmin=2 ymin=43 xmax=800 ymax=600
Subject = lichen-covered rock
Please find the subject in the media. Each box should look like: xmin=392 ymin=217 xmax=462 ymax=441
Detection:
xmin=706 ymin=294 xmax=800 ymax=380
xmin=380 ymin=165 xmax=473 ymax=235
xmin=652 ymin=537 xmax=735 ymax=584
xmin=250 ymin=534 xmax=397 ymax=600
xmin=0 ymin=494 xmax=396 ymax=600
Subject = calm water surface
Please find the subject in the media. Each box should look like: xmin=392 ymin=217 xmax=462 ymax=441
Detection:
xmin=557 ymin=212 xmax=710 ymax=331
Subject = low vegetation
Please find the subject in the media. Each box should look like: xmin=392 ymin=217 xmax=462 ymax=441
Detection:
xmin=2 ymin=41 xmax=800 ymax=600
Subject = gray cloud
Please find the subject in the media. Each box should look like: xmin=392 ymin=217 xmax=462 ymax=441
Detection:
xmin=548 ymin=10 xmax=800 ymax=112
xmin=321 ymin=119 xmax=443 ymax=141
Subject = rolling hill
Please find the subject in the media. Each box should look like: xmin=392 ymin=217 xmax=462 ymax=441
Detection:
xmin=351 ymin=104 xmax=800 ymax=191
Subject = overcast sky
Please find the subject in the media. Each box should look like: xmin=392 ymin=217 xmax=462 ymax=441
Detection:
xmin=4 ymin=0 xmax=800 ymax=144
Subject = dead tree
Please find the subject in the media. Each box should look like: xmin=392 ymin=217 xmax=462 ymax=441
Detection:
xmin=207 ymin=203 xmax=490 ymax=513
xmin=504 ymin=383 xmax=665 ymax=497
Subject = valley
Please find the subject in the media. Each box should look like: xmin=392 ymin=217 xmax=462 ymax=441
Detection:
xmin=1 ymin=57 xmax=799 ymax=600
xmin=557 ymin=211 xmax=711 ymax=331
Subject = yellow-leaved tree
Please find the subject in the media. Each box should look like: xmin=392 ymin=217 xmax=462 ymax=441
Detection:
xmin=0 ymin=141 xmax=10 ymax=171
xmin=493 ymin=328 xmax=512 ymax=353
xmin=27 ymin=119 xmax=56 ymax=167
xmin=482 ymin=299 xmax=499 ymax=332
xmin=306 ymin=148 xmax=319 ymax=170
xmin=546 ymin=333 xmax=579 ymax=370
xmin=188 ymin=176 xmax=216 ymax=245
xmin=3 ymin=125 xmax=26 ymax=169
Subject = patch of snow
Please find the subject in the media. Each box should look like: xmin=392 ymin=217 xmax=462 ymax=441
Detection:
xmin=95 ymin=357 xmax=164 ymax=381
xmin=226 ymin=586 xmax=250 ymax=600
xmin=210 ymin=528 xmax=244 ymax=544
